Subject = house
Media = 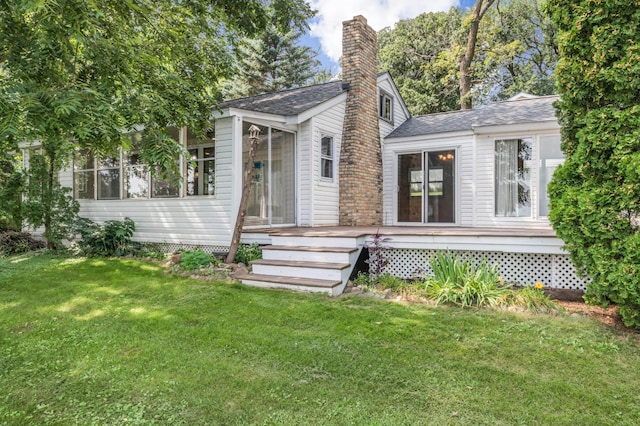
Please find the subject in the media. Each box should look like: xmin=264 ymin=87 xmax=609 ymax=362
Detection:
xmin=46 ymin=15 xmax=585 ymax=295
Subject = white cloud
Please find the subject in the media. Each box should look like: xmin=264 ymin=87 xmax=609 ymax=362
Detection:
xmin=309 ymin=0 xmax=461 ymax=63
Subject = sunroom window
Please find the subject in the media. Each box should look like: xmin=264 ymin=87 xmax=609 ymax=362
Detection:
xmin=495 ymin=138 xmax=532 ymax=217
xmin=73 ymin=149 xmax=95 ymax=200
xmin=97 ymin=154 xmax=121 ymax=200
xmin=151 ymin=127 xmax=181 ymax=198
xmin=73 ymin=126 xmax=189 ymax=200
xmin=538 ymin=135 xmax=564 ymax=217
xmin=124 ymin=151 xmax=149 ymax=199
xmin=186 ymin=128 xmax=215 ymax=196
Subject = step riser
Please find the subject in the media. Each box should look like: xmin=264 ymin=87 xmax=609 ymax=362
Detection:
xmin=262 ymin=250 xmax=352 ymax=263
xmin=251 ymin=264 xmax=348 ymax=282
xmin=270 ymin=236 xmax=360 ymax=248
xmin=241 ymin=279 xmax=346 ymax=296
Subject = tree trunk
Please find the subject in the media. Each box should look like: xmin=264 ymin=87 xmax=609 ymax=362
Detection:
xmin=459 ymin=0 xmax=496 ymax=110
xmin=226 ymin=127 xmax=262 ymax=264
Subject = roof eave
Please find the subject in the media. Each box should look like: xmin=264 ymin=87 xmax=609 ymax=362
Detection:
xmin=290 ymin=92 xmax=348 ymax=125
xmin=472 ymin=119 xmax=559 ymax=135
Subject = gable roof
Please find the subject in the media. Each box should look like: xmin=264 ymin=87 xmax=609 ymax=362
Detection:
xmin=219 ymin=81 xmax=346 ymax=116
xmin=387 ymin=95 xmax=559 ymax=139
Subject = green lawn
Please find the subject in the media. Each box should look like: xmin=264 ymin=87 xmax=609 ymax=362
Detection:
xmin=1 ymin=253 xmax=639 ymax=425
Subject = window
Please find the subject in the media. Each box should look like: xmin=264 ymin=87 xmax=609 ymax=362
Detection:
xmin=97 ymin=153 xmax=121 ymax=200
xmin=320 ymin=136 xmax=334 ymax=179
xmin=124 ymin=151 xmax=149 ymax=199
xmin=151 ymin=127 xmax=181 ymax=198
xmin=379 ymin=91 xmax=393 ymax=121
xmin=151 ymin=172 xmax=180 ymax=198
xmin=73 ymin=149 xmax=95 ymax=199
xmin=73 ymin=126 xmax=196 ymax=200
xmin=538 ymin=135 xmax=563 ymax=217
xmin=495 ymin=139 xmax=532 ymax=217
xmin=186 ymin=128 xmax=215 ymax=196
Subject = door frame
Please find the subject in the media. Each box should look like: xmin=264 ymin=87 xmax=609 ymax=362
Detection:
xmin=243 ymin=123 xmax=297 ymax=228
xmin=394 ymin=147 xmax=459 ymax=226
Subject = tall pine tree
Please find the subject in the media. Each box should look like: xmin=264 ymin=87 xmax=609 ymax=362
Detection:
xmin=223 ymin=20 xmax=327 ymax=99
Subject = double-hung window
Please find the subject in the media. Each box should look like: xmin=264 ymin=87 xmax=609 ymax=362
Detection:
xmin=379 ymin=91 xmax=393 ymax=122
xmin=320 ymin=135 xmax=334 ymax=180
xmin=186 ymin=128 xmax=216 ymax=196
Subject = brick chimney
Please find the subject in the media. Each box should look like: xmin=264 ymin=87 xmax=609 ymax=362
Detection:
xmin=339 ymin=15 xmax=382 ymax=226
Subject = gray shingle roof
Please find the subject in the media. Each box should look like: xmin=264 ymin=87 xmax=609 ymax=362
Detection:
xmin=387 ymin=95 xmax=559 ymax=139
xmin=219 ymin=81 xmax=346 ymax=116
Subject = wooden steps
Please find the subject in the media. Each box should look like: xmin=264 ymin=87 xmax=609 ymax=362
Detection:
xmin=237 ymin=235 xmax=365 ymax=296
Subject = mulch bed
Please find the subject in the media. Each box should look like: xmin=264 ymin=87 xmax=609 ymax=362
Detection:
xmin=544 ymin=288 xmax=634 ymax=331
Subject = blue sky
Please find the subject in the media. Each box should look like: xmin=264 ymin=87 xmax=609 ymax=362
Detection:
xmin=302 ymin=0 xmax=477 ymax=73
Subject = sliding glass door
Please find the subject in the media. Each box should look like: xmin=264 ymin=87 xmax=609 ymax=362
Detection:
xmin=397 ymin=150 xmax=456 ymax=224
xmin=243 ymin=122 xmax=296 ymax=227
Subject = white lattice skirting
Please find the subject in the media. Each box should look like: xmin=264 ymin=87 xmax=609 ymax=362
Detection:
xmin=382 ymin=249 xmax=588 ymax=290
xmin=143 ymin=242 xmax=229 ymax=255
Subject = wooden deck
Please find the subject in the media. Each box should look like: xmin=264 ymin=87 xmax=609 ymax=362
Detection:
xmin=245 ymin=226 xmax=557 ymax=239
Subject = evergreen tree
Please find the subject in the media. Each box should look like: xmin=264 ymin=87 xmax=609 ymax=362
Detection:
xmin=547 ymin=0 xmax=640 ymax=327
xmin=223 ymin=21 xmax=325 ymax=99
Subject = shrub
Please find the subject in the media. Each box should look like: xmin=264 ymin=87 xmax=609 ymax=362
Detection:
xmin=234 ymin=243 xmax=262 ymax=265
xmin=75 ymin=217 xmax=139 ymax=257
xmin=179 ymin=249 xmax=217 ymax=271
xmin=547 ymin=0 xmax=640 ymax=327
xmin=375 ymin=273 xmax=409 ymax=291
xmin=136 ymin=243 xmax=167 ymax=260
xmin=352 ymin=272 xmax=373 ymax=288
xmin=0 ymin=231 xmax=46 ymax=255
xmin=422 ymin=251 xmax=511 ymax=308
xmin=365 ymin=230 xmax=391 ymax=278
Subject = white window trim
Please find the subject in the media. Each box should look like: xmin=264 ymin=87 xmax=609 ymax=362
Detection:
xmin=320 ymin=134 xmax=335 ymax=182
xmin=379 ymin=90 xmax=394 ymax=123
xmin=492 ymin=134 xmax=562 ymax=222
xmin=73 ymin=127 xmax=189 ymax=200
xmin=392 ymin=146 xmax=460 ymax=226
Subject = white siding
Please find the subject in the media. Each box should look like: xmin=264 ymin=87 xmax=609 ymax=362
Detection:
xmin=60 ymin=117 xmax=237 ymax=248
xmin=382 ymin=133 xmax=475 ymax=226
xmin=473 ymin=131 xmax=559 ymax=229
xmin=310 ymin=102 xmax=345 ymax=226
xmin=383 ymin=129 xmax=561 ymax=229
xmin=297 ymin=120 xmax=313 ymax=226
xmin=377 ymin=75 xmax=411 ymax=139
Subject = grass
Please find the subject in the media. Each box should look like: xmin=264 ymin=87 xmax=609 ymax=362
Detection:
xmin=1 ymin=253 xmax=640 ymax=425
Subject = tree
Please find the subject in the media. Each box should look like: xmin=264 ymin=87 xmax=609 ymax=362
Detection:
xmin=378 ymin=9 xmax=464 ymax=115
xmin=223 ymin=15 xmax=325 ymax=99
xmin=547 ymin=0 xmax=640 ymax=327
xmin=459 ymin=0 xmax=497 ymax=109
xmin=474 ymin=0 xmax=558 ymax=103
xmin=378 ymin=0 xmax=558 ymax=114
xmin=0 ymin=150 xmax=24 ymax=232
xmin=0 ymin=0 xmax=314 ymax=247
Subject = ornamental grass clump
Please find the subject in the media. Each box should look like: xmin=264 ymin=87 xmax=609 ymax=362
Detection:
xmin=422 ymin=251 xmax=511 ymax=308
xmin=506 ymin=285 xmax=557 ymax=313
